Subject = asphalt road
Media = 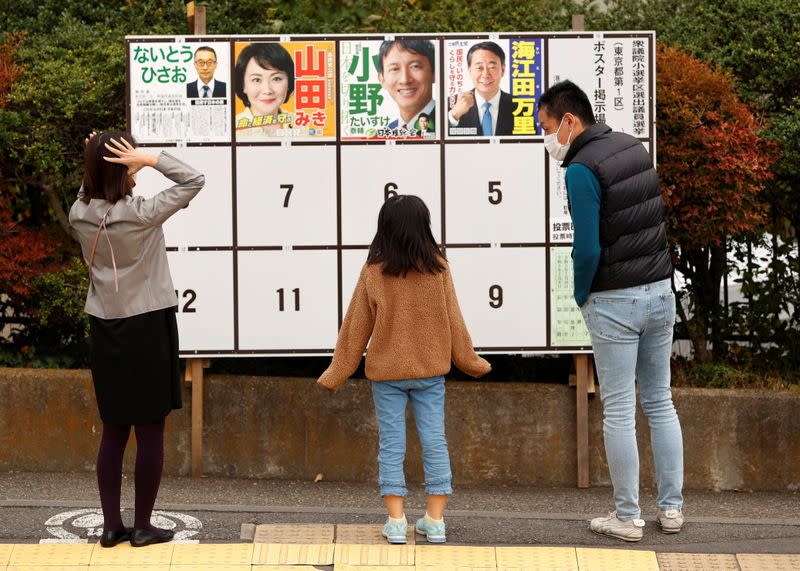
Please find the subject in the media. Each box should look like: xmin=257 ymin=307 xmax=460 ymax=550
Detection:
xmin=1 ymin=472 xmax=798 ymax=553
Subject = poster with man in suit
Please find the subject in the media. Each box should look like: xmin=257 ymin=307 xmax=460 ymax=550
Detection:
xmin=186 ymin=45 xmax=227 ymax=98
xmin=340 ymin=38 xmax=438 ymax=140
xmin=129 ymin=40 xmax=230 ymax=142
xmin=446 ymin=38 xmax=542 ymax=138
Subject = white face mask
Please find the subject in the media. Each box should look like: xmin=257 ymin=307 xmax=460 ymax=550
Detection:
xmin=544 ymin=115 xmax=574 ymax=161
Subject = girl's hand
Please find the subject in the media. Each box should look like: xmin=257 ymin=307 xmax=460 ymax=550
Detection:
xmin=316 ymin=379 xmax=339 ymax=393
xmin=84 ymin=131 xmax=98 ymax=146
xmin=103 ymin=137 xmax=158 ymax=175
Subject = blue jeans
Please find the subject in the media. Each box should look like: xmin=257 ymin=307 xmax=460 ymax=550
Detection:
xmin=371 ymin=376 xmax=453 ymax=497
xmin=581 ymin=278 xmax=684 ymax=519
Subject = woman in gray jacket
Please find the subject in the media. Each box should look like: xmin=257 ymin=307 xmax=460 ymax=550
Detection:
xmin=69 ymin=132 xmax=205 ymax=548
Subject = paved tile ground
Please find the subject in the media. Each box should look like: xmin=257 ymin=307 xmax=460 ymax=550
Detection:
xmin=1 ymin=540 xmax=799 ymax=569
xmin=1 ymin=473 xmax=798 ymax=567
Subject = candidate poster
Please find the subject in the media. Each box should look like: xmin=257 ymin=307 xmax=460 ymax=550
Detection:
xmin=445 ymin=38 xmax=543 ymax=138
xmin=233 ymin=41 xmax=336 ymax=141
xmin=340 ymin=38 xmax=439 ymax=140
xmin=130 ymin=40 xmax=231 ymax=143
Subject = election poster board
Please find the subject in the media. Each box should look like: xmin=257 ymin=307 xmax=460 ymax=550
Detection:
xmin=126 ymin=32 xmax=656 ymax=357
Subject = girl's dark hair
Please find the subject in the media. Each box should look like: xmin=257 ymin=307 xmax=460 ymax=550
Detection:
xmin=80 ymin=131 xmax=136 ymax=204
xmin=234 ymin=42 xmax=296 ymax=107
xmin=367 ymin=194 xmax=445 ymax=277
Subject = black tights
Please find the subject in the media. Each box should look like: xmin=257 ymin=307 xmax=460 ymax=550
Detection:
xmin=96 ymin=419 xmax=165 ymax=531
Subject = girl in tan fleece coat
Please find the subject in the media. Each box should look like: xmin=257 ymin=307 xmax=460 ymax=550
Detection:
xmin=318 ymin=194 xmax=491 ymax=544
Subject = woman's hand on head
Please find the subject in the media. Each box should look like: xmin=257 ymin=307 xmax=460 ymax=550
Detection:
xmin=84 ymin=131 xmax=98 ymax=147
xmin=103 ymin=137 xmax=158 ymax=175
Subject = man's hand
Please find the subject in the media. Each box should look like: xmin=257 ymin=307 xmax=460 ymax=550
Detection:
xmin=451 ymin=90 xmax=475 ymax=121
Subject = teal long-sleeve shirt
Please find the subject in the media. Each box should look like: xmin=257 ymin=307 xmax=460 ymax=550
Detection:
xmin=565 ymin=163 xmax=601 ymax=307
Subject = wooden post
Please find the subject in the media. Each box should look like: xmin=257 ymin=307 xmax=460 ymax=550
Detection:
xmin=569 ymin=12 xmax=592 ymax=490
xmin=184 ymin=358 xmax=210 ymax=477
xmin=186 ymin=1 xmax=195 ymax=34
xmin=186 ymin=1 xmax=206 ymax=35
xmin=182 ymin=1 xmax=208 ymax=479
xmin=574 ymin=354 xmax=590 ymax=488
xmin=193 ymin=4 xmax=206 ymax=36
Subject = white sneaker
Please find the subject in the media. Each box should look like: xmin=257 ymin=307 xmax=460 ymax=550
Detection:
xmin=589 ymin=511 xmax=645 ymax=542
xmin=657 ymin=508 xmax=684 ymax=534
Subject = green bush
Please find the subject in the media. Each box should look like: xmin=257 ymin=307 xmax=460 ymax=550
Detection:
xmin=0 ymin=257 xmax=89 ymax=367
xmin=671 ymin=358 xmax=799 ymax=390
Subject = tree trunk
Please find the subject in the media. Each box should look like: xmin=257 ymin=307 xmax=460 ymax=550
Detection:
xmin=42 ymin=183 xmax=76 ymax=241
xmin=678 ymin=246 xmax=722 ymax=363
xmin=686 ymin=315 xmax=712 ymax=363
xmin=673 ymin=250 xmax=711 ymax=363
xmin=708 ymin=242 xmax=728 ymax=359
xmin=672 ymin=273 xmax=712 ymax=363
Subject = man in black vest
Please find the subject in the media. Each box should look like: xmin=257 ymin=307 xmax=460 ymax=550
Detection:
xmin=538 ymin=80 xmax=684 ymax=542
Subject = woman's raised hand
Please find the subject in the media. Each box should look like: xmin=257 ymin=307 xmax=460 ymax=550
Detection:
xmin=103 ymin=137 xmax=157 ymax=175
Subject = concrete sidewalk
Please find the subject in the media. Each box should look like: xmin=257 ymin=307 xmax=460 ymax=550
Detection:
xmin=1 ymin=472 xmax=798 ymax=558
xmin=2 ymin=471 xmax=799 ymax=522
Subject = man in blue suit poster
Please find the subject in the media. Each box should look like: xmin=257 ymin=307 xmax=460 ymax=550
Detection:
xmin=448 ymin=41 xmax=513 ymax=137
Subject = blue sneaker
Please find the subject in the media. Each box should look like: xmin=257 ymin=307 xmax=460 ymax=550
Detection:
xmin=415 ymin=516 xmax=446 ymax=543
xmin=382 ymin=517 xmax=408 ymax=544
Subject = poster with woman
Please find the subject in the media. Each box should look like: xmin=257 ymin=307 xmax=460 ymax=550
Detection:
xmin=234 ymin=41 xmax=336 ymax=141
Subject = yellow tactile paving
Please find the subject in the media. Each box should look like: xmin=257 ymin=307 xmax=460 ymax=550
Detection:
xmin=657 ymin=552 xmax=741 ymax=570
xmin=576 ymin=548 xmax=659 ymax=571
xmin=336 ymin=524 xmax=416 ymax=545
xmin=252 ymin=567 xmax=321 ymax=571
xmin=6 ymin=567 xmax=89 ymax=571
xmin=252 ymin=543 xmax=335 ymax=565
xmin=737 ymin=553 xmax=800 ymax=571
xmin=496 ymin=546 xmax=578 ymax=570
xmin=334 ymin=566 xmax=415 ymax=570
xmin=171 ymin=543 xmax=254 ymax=566
xmin=253 ymin=523 xmax=334 ymax=544
xmin=8 ymin=544 xmax=95 ymax=566
xmin=169 ymin=566 xmax=249 ymax=571
xmin=334 ymin=543 xmax=415 ymax=566
xmin=91 ymin=566 xmax=170 ymax=571
xmin=0 ymin=545 xmax=12 ymax=566
xmin=89 ymin=542 xmax=175 ymax=565
xmin=415 ymin=545 xmax=496 ymax=568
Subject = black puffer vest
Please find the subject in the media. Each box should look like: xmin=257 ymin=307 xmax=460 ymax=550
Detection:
xmin=561 ymin=123 xmax=672 ymax=292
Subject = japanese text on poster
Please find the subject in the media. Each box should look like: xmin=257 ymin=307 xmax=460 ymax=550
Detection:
xmin=130 ymin=41 xmax=231 ymax=143
xmin=340 ymin=39 xmax=438 ymax=140
xmin=234 ymin=41 xmax=336 ymax=141
xmin=445 ymin=38 xmax=542 ymax=138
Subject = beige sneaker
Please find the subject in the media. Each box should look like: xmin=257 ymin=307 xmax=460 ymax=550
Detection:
xmin=589 ymin=511 xmax=645 ymax=542
xmin=657 ymin=508 xmax=684 ymax=534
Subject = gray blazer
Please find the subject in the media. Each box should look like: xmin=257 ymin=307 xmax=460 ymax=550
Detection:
xmin=69 ymin=152 xmax=205 ymax=319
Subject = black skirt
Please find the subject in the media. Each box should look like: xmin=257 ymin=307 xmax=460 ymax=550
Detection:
xmin=90 ymin=307 xmax=182 ymax=426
